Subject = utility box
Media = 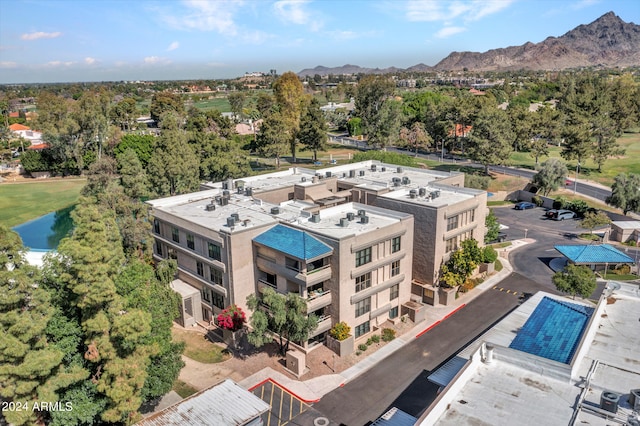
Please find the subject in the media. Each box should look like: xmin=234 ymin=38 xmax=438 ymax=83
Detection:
xmin=630 ymin=389 xmax=640 ymax=411
xmin=600 ymin=390 xmax=620 ymax=413
xmin=286 ymin=350 xmax=306 ymax=377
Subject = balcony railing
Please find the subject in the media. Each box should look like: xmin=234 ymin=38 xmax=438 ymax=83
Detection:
xmin=311 ymin=315 xmax=332 ymax=337
xmin=307 ymin=289 xmax=332 ymax=312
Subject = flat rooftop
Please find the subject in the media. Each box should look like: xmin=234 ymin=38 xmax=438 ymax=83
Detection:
xmin=378 ymin=184 xmax=484 ymax=208
xmin=423 ymin=282 xmax=640 ymax=426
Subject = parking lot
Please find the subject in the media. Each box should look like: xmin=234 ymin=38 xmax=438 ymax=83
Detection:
xmin=251 ymin=379 xmax=318 ymax=426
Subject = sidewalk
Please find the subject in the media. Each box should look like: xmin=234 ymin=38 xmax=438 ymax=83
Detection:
xmin=238 ymin=239 xmax=534 ymax=402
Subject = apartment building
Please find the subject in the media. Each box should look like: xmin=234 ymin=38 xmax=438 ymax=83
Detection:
xmin=148 ymin=160 xmax=487 ymax=350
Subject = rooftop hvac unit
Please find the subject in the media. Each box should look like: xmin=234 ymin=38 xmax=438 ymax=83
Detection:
xmin=301 ymin=177 xmax=307 ymax=182
xmin=431 ymin=190 xmax=441 ymax=199
xmin=245 ymin=187 xmax=253 ymax=196
xmin=349 ymin=170 xmax=356 ymax=178
xmin=270 ymin=207 xmax=280 ymax=215
xmin=312 ymin=176 xmax=318 ymax=183
xmin=231 ymin=213 xmax=240 ymax=221
xmin=346 ymin=212 xmax=355 ymax=221
xmin=402 ymin=177 xmax=410 ymax=185
xmin=409 ymin=189 xmax=417 ymax=199
xmin=360 ymin=215 xmax=369 ymax=224
xmin=357 ymin=209 xmax=366 ymax=217
xmin=419 ymin=187 xmax=427 ymax=196
xmin=226 ymin=217 xmax=235 ymax=227
xmin=326 ymin=171 xmax=332 ymax=178
xmin=215 ymin=195 xmax=222 ymax=204
xmin=630 ymin=389 xmax=640 ymax=411
xmin=392 ymin=177 xmax=401 ymax=183
xmin=394 ymin=181 xmax=401 ymax=187
xmin=600 ymin=391 xmax=620 ymax=413
xmin=339 ymin=218 xmax=349 ymax=227
xmin=222 ymin=190 xmax=230 ymax=197
xmin=371 ymin=164 xmax=377 ymax=171
xmin=309 ymin=213 xmax=321 ymax=223
xmin=220 ymin=197 xmax=229 ymax=206
xmin=237 ymin=186 xmax=243 ymax=194
xmin=381 ymin=167 xmax=386 ymax=172
xmin=222 ymin=181 xmax=229 ymax=190
xmin=205 ymin=203 xmax=216 ymax=211
xmin=359 ymin=170 xmax=365 ymax=176
xmin=397 ymin=167 xmax=403 ymax=173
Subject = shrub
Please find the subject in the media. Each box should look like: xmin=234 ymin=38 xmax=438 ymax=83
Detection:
xmin=565 ymin=199 xmax=589 ymax=217
xmin=371 ymin=334 xmax=380 ymax=344
xmin=482 ymin=246 xmax=498 ymax=263
xmin=329 ymin=321 xmax=351 ymax=341
xmin=366 ymin=338 xmax=373 ymax=346
xmin=531 ymin=195 xmax=543 ymax=207
xmin=358 ymin=343 xmax=368 ymax=351
xmin=552 ymin=197 xmax=566 ymax=210
xmin=465 ymin=174 xmax=490 ymax=190
xmin=216 ymin=304 xmax=246 ymax=331
xmin=381 ymin=328 xmax=396 ymax=342
xmin=614 ymin=264 xmax=631 ymax=275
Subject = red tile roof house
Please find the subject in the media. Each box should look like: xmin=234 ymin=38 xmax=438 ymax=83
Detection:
xmin=9 ymin=123 xmax=44 ymax=146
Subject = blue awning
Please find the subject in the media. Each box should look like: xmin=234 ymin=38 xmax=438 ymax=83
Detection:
xmin=554 ymin=244 xmax=634 ymax=264
xmin=254 ymin=224 xmax=332 ymax=261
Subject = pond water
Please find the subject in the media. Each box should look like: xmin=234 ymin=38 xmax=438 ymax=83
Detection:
xmin=12 ymin=206 xmax=75 ymax=251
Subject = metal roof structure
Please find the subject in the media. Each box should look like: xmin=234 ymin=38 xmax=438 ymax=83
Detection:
xmin=371 ymin=407 xmax=418 ymax=426
xmin=253 ymin=224 xmax=333 ymax=261
xmin=138 ymin=379 xmax=270 ymax=426
xmin=554 ymin=244 xmax=634 ymax=264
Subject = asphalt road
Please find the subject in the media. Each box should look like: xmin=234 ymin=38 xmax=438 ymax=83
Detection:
xmin=313 ymin=273 xmax=548 ymax=426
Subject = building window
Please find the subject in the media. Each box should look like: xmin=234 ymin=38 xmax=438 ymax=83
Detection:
xmin=155 ymin=240 xmax=163 ymax=256
xmin=447 ymin=215 xmax=459 ymax=232
xmin=355 ymin=273 xmax=371 ymax=293
xmin=355 ymin=247 xmax=372 ymax=267
xmin=391 ymin=260 xmax=400 ymax=277
xmin=153 ymin=219 xmax=160 ymax=234
xmin=355 ymin=297 xmax=371 ymax=317
xmin=354 ymin=321 xmax=370 ymax=338
xmin=259 ymin=270 xmax=277 ymax=288
xmin=390 ymin=284 xmax=399 ymax=300
xmin=208 ymin=242 xmax=221 ymax=261
xmin=389 ymin=306 xmax=399 ymax=319
xmin=210 ymin=267 xmax=223 ymax=285
xmin=187 ymin=234 xmax=195 ymax=250
xmin=445 ymin=237 xmax=457 ymax=253
xmin=172 ymin=227 xmax=180 ymax=243
xmin=391 ymin=236 xmax=401 ymax=253
xmin=167 ymin=248 xmax=178 ymax=260
xmin=469 ymin=209 xmax=476 ymax=223
xmin=196 ymin=261 xmax=204 ymax=277
xmin=201 ymin=287 xmax=211 ymax=302
xmin=212 ymin=292 xmax=225 ymax=309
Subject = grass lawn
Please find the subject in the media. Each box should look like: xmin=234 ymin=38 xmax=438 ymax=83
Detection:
xmin=600 ymin=273 xmax=639 ymax=281
xmin=172 ymin=380 xmax=198 ymax=398
xmin=0 ymin=178 xmax=86 ymax=227
xmin=171 ymin=328 xmax=230 ymax=364
xmin=191 ymin=97 xmax=231 ymax=112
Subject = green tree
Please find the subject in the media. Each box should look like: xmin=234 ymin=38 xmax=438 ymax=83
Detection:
xmin=150 ymin=92 xmax=184 ymax=123
xmin=298 ymin=98 xmax=328 ymax=161
xmin=255 ymin=111 xmax=290 ymax=169
xmin=227 ymin=92 xmax=246 ymax=123
xmin=114 ymin=134 xmax=154 ymax=169
xmin=147 ymin=125 xmax=200 ymax=196
xmin=467 ymin=108 xmax=514 ymax=174
xmin=530 ymin=105 xmax=560 ymax=164
xmin=273 ymin=71 xmax=306 ymax=162
xmin=531 ymin=158 xmax=569 ymax=196
xmin=246 ymin=287 xmax=318 ymax=356
xmin=606 ymin=173 xmax=640 ymax=215
xmin=484 ymin=209 xmax=500 ymax=243
xmin=552 ymin=264 xmax=597 ymax=299
xmin=110 ymin=98 xmax=138 ymax=131
xmin=355 ymin=75 xmax=397 ymax=149
xmin=507 ymin=105 xmax=534 ymax=152
xmin=256 ymin=92 xmax=275 ymax=117
xmin=580 ymin=211 xmax=611 ymax=236
xmin=398 ymin=121 xmax=431 ymax=156
xmin=117 ymin=148 xmax=149 ymax=200
xmin=191 ymin=132 xmax=251 ymax=181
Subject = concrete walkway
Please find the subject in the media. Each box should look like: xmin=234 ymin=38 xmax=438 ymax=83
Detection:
xmin=238 ymin=239 xmax=534 ymax=402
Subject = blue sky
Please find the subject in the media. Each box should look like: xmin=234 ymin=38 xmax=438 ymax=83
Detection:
xmin=0 ymin=0 xmax=638 ymax=84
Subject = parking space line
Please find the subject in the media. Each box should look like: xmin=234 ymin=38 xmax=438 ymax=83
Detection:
xmin=279 ymin=387 xmax=284 ymax=426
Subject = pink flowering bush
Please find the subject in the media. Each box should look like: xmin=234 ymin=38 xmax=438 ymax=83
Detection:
xmin=217 ymin=305 xmax=246 ymax=332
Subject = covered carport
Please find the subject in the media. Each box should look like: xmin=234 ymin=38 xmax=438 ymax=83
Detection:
xmin=553 ymin=244 xmax=635 ymax=273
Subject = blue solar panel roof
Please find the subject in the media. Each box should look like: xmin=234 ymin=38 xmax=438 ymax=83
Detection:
xmin=510 ymin=297 xmax=594 ymax=364
xmin=253 ymin=224 xmax=332 ymax=260
xmin=554 ymin=244 xmax=634 ymax=264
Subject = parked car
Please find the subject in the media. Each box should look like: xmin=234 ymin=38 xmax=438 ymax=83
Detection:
xmin=514 ymin=202 xmax=536 ymax=210
xmin=546 ymin=209 xmax=576 ymax=221
xmin=487 ymin=232 xmax=508 ymax=244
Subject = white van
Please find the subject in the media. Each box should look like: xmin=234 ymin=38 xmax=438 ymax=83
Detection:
xmin=546 ymin=209 xmax=576 ymax=221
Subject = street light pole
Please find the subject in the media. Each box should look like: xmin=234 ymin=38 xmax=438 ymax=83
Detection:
xmin=574 ymin=162 xmax=580 ymax=194
xmin=524 ymin=229 xmax=528 ymax=239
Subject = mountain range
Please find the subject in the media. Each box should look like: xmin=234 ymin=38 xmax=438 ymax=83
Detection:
xmin=297 ymin=12 xmax=640 ymax=77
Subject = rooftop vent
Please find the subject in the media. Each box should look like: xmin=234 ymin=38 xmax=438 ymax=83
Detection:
xmin=215 ymin=195 xmax=222 ymax=204
xmin=392 ymin=177 xmax=401 ymax=183
xmin=357 ymin=209 xmax=366 ymax=217
xmin=349 ymin=170 xmax=356 ymax=178
xmin=205 ymin=203 xmax=216 ymax=211
xmin=309 ymin=212 xmax=321 ymax=223
xmin=326 ymin=171 xmax=332 ymax=178
xmin=312 ymin=176 xmax=318 ymax=183
xmin=371 ymin=164 xmax=377 ymax=171
xmin=222 ymin=181 xmax=229 ymax=190
xmin=397 ymin=167 xmax=403 ymax=173
xmin=301 ymin=177 xmax=307 ymax=182
xmin=245 ymin=187 xmax=253 ymax=196
xmin=237 ymin=186 xmax=243 ymax=194
xmin=346 ymin=212 xmax=355 ymax=221
xmin=629 ymin=389 xmax=640 ymax=411
xmin=360 ymin=215 xmax=369 ymax=224
xmin=231 ymin=213 xmax=240 ymax=221
xmin=394 ymin=181 xmax=401 ymax=187
xmin=359 ymin=170 xmax=365 ymax=176
xmin=226 ymin=217 xmax=236 ymax=227
xmin=381 ymin=167 xmax=386 ymax=172
xmin=222 ymin=190 xmax=230 ymax=197
xmin=270 ymin=207 xmax=280 ymax=215
xmin=402 ymin=177 xmax=410 ymax=185
xmin=339 ymin=217 xmax=349 ymax=227
xmin=431 ymin=190 xmax=441 ymax=199
xmin=419 ymin=187 xmax=427 ymax=197
xmin=600 ymin=391 xmax=620 ymax=413
xmin=409 ymin=189 xmax=417 ymax=199
xmin=220 ymin=197 xmax=229 ymax=206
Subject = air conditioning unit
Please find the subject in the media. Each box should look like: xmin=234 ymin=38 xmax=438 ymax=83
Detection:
xmin=205 ymin=203 xmax=216 ymax=211
xmin=630 ymin=389 xmax=640 ymax=411
xmin=309 ymin=213 xmax=321 ymax=223
xmin=371 ymin=164 xmax=377 ymax=171
xmin=419 ymin=187 xmax=427 ymax=196
xmin=360 ymin=215 xmax=369 ymax=224
xmin=347 ymin=212 xmax=355 ymax=221
xmin=270 ymin=207 xmax=280 ymax=215
xmin=359 ymin=170 xmax=365 ymax=176
xmin=600 ymin=390 xmax=620 ymax=413
xmin=339 ymin=218 xmax=349 ymax=227
xmin=409 ymin=190 xmax=417 ymax=199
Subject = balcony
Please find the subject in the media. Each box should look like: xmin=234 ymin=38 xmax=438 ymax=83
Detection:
xmin=296 ymin=263 xmax=332 ymax=286
xmin=257 ymin=254 xmax=332 ymax=286
xmin=310 ymin=315 xmax=332 ymax=337
xmin=307 ymin=289 xmax=332 ymax=312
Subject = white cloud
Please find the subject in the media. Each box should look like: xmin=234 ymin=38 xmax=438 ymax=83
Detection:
xmin=21 ymin=31 xmax=62 ymax=41
xmin=167 ymin=41 xmax=180 ymax=51
xmin=84 ymin=57 xmax=97 ymax=65
xmin=144 ymin=56 xmax=171 ymax=65
xmin=405 ymin=0 xmax=513 ymax=23
xmin=273 ymin=0 xmax=323 ymax=31
xmin=163 ymin=0 xmax=243 ymax=34
xmin=435 ymin=26 xmax=467 ymax=38
xmin=45 ymin=61 xmax=74 ymax=67
xmin=0 ymin=61 xmax=18 ymax=68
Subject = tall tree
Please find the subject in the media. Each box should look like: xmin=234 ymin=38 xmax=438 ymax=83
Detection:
xmin=606 ymin=173 xmax=640 ymax=215
xmin=531 ymin=158 xmax=569 ymax=196
xmin=467 ymin=108 xmax=514 ymax=174
xmin=529 ymin=105 xmax=560 ymax=165
xmin=272 ymin=72 xmax=306 ymax=162
xmin=190 ymin=132 xmax=251 ymax=181
xmin=110 ymin=98 xmax=137 ymax=131
xmin=398 ymin=121 xmax=431 ymax=157
xmin=227 ymin=92 xmax=246 ymax=123
xmin=246 ymin=287 xmax=318 ymax=356
xmin=256 ymin=92 xmax=275 ymax=117
xmin=298 ymin=98 xmax=328 ymax=161
xmin=255 ymin=111 xmax=290 ymax=169
xmin=150 ymin=92 xmax=184 ymax=123
xmin=507 ymin=105 xmax=534 ymax=152
xmin=355 ymin=75 xmax=397 ymax=149
xmin=552 ymin=264 xmax=596 ymax=299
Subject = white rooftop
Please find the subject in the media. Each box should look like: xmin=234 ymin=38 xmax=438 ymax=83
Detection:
xmin=612 ymin=221 xmax=640 ymax=230
xmin=421 ymin=282 xmax=640 ymax=426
